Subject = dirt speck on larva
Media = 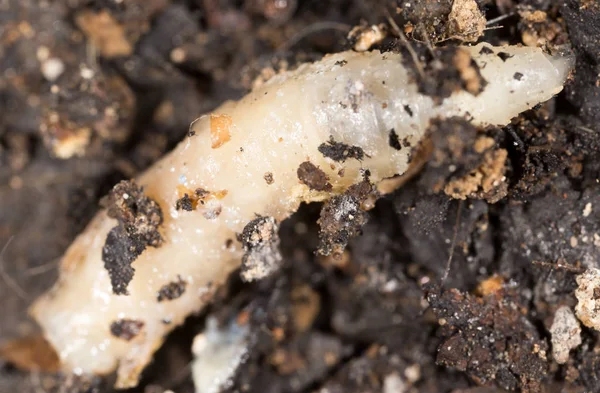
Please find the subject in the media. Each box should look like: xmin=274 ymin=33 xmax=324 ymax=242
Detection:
xmin=318 ymin=137 xmax=365 ymax=162
xmin=297 ymin=161 xmax=332 ymax=192
xmin=100 ymin=180 xmax=163 ymax=295
xmin=110 ymin=319 xmax=145 ymax=341
xmin=264 ymin=172 xmax=274 ymax=185
xmin=157 ymin=277 xmax=187 ymax=302
xmin=239 ymin=216 xmax=282 ymax=282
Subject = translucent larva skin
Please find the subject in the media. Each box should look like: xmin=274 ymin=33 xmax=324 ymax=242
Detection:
xmin=30 ymin=43 xmax=573 ymax=388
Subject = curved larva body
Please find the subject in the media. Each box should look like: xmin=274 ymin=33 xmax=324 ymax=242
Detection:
xmin=30 ymin=43 xmax=572 ymax=388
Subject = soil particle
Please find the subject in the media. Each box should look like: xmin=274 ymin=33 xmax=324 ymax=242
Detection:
xmin=549 ymin=306 xmax=581 ymax=364
xmin=561 ymin=0 xmax=600 ymax=128
xmin=157 ymin=277 xmax=187 ymax=302
xmin=100 ymin=180 xmax=163 ymax=295
xmin=264 ymin=172 xmax=274 ymax=185
xmin=239 ymin=216 xmax=282 ymax=282
xmin=101 ymin=180 xmax=163 ymax=245
xmin=297 ymin=161 xmax=332 ymax=192
xmin=575 ymin=268 xmax=600 ymax=330
xmin=426 ymin=284 xmax=549 ymax=392
xmin=518 ymin=8 xmax=568 ymax=49
xmin=318 ymin=137 xmax=365 ymax=162
xmin=174 ymin=186 xmax=228 ymax=218
xmin=496 ymin=52 xmax=513 ymax=62
xmin=419 ymin=117 xmax=498 ymax=196
xmin=110 ymin=319 xmax=145 ymax=341
xmin=75 ymin=11 xmax=133 ymax=58
xmin=389 ymin=129 xmax=402 ymax=150
xmin=447 ymin=0 xmax=486 ymax=42
xmin=397 ymin=0 xmax=453 ymax=43
xmin=175 ymin=193 xmax=194 ymax=211
xmin=444 ymin=140 xmax=508 ymax=204
xmin=317 ymin=177 xmax=375 ymax=257
xmin=347 ymin=24 xmax=387 ymax=52
xmin=74 ymin=0 xmax=168 ymax=59
xmin=101 ymin=227 xmax=147 ymax=296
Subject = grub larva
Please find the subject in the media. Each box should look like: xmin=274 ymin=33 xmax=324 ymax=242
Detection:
xmin=30 ymin=43 xmax=573 ymax=388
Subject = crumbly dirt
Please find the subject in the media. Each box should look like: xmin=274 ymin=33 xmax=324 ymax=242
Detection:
xmin=2 ymin=1 xmax=600 ymax=393
xmin=317 ymin=177 xmax=375 ymax=257
xmin=239 ymin=216 xmax=282 ymax=282
xmin=318 ymin=137 xmax=366 ymax=162
xmin=157 ymin=277 xmax=187 ymax=302
xmin=100 ymin=180 xmax=163 ymax=295
xmin=297 ymin=161 xmax=332 ymax=192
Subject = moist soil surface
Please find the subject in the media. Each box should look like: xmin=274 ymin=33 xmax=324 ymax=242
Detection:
xmin=1 ymin=1 xmax=600 ymax=392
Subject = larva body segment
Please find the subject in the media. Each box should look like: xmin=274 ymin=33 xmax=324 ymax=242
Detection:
xmin=30 ymin=44 xmax=573 ymax=388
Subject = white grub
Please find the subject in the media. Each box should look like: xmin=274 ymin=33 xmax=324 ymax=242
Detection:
xmin=192 ymin=317 xmax=249 ymax=393
xmin=549 ymin=306 xmax=581 ymax=364
xmin=575 ymin=268 xmax=600 ymax=330
xmin=31 ymin=44 xmax=573 ymax=388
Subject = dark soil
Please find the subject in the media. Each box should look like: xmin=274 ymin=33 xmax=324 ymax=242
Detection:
xmin=1 ymin=0 xmax=600 ymax=393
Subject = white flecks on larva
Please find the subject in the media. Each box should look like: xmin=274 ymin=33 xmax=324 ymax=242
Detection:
xmin=30 ymin=44 xmax=573 ymax=388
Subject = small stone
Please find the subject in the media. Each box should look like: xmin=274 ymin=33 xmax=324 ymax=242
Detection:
xmin=549 ymin=306 xmax=581 ymax=364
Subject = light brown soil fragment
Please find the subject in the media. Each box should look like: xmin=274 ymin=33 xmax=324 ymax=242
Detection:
xmin=447 ymin=0 xmax=486 ymax=42
xmin=76 ymin=11 xmax=133 ymax=58
xmin=444 ymin=138 xmax=508 ymax=204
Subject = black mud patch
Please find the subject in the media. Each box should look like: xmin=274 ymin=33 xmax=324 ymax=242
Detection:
xmin=175 ymin=193 xmax=194 ymax=211
xmin=388 ymin=129 xmax=402 ymax=150
xmin=101 ymin=180 xmax=163 ymax=295
xmin=318 ymin=137 xmax=365 ymax=162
